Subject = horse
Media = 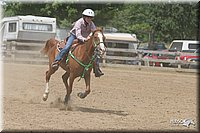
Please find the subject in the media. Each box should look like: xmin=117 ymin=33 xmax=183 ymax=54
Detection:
xmin=41 ymin=28 xmax=106 ymax=106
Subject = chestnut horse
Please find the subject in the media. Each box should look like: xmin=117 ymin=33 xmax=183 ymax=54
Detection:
xmin=41 ymin=28 xmax=106 ymax=106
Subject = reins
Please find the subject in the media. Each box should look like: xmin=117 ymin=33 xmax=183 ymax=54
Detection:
xmin=66 ymin=35 xmax=100 ymax=81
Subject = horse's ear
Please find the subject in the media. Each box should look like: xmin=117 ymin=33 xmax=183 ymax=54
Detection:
xmin=96 ymin=27 xmax=102 ymax=31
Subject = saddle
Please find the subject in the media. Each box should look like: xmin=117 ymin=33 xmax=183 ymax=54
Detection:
xmin=57 ymin=37 xmax=80 ymax=51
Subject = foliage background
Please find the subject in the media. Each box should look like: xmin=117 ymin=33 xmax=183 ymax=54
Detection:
xmin=2 ymin=1 xmax=199 ymax=48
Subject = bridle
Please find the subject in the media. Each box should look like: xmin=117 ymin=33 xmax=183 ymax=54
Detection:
xmin=85 ymin=30 xmax=106 ymax=58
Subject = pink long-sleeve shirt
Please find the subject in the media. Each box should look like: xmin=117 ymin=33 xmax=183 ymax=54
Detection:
xmin=70 ymin=18 xmax=96 ymax=42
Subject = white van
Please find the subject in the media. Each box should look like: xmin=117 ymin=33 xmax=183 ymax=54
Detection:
xmin=168 ymin=40 xmax=200 ymax=52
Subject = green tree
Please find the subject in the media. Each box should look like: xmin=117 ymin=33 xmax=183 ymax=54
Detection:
xmin=110 ymin=4 xmax=152 ymax=42
xmin=148 ymin=3 xmax=198 ymax=45
xmin=110 ymin=3 xmax=198 ymax=48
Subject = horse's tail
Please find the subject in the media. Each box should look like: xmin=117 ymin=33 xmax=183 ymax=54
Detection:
xmin=40 ymin=38 xmax=58 ymax=55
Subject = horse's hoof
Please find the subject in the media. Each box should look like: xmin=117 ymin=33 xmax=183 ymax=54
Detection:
xmin=43 ymin=97 xmax=47 ymax=101
xmin=67 ymin=105 xmax=72 ymax=111
xmin=64 ymin=95 xmax=70 ymax=105
xmin=43 ymin=93 xmax=48 ymax=101
xmin=59 ymin=104 xmax=66 ymax=111
xmin=77 ymin=92 xmax=86 ymax=99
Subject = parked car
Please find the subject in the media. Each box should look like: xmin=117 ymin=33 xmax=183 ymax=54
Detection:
xmin=137 ymin=43 xmax=148 ymax=50
xmin=137 ymin=42 xmax=167 ymax=50
xmin=143 ymin=52 xmax=169 ymax=67
xmin=170 ymin=48 xmax=200 ymax=68
xmin=168 ymin=40 xmax=199 ymax=52
xmin=186 ymin=48 xmax=200 ymax=69
xmin=175 ymin=48 xmax=200 ymax=60
xmin=154 ymin=42 xmax=167 ymax=50
xmin=187 ymin=58 xmax=199 ymax=69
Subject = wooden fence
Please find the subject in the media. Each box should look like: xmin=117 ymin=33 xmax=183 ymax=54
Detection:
xmin=1 ymin=41 xmax=199 ymax=73
xmin=104 ymin=48 xmax=198 ymax=69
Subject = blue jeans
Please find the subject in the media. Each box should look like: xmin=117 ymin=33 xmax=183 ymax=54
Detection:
xmin=54 ymin=33 xmax=76 ymax=61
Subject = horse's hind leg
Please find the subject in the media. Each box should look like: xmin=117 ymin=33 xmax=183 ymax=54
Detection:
xmin=77 ymin=74 xmax=91 ymax=99
xmin=43 ymin=68 xmax=57 ymax=101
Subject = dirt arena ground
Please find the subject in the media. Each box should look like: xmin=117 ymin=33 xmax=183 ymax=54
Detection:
xmin=2 ymin=62 xmax=198 ymax=131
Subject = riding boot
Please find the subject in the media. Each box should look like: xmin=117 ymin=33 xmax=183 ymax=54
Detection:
xmin=94 ymin=65 xmax=104 ymax=77
xmin=93 ymin=55 xmax=104 ymax=77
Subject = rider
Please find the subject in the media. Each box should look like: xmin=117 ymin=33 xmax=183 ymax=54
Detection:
xmin=52 ymin=8 xmax=104 ymax=77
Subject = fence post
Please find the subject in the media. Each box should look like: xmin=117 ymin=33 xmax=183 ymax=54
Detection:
xmin=137 ymin=51 xmax=143 ymax=69
xmin=144 ymin=59 xmax=149 ymax=66
xmin=176 ymin=52 xmax=181 ymax=69
xmin=11 ymin=41 xmax=16 ymax=60
xmin=160 ymin=63 xmax=163 ymax=67
xmin=153 ymin=62 xmax=155 ymax=67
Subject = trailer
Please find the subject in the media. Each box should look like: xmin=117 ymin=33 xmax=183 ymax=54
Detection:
xmin=104 ymin=32 xmax=139 ymax=50
xmin=1 ymin=15 xmax=56 ymax=51
xmin=103 ymin=32 xmax=140 ymax=65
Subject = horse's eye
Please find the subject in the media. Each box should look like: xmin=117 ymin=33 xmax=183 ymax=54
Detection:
xmin=94 ymin=33 xmax=98 ymax=38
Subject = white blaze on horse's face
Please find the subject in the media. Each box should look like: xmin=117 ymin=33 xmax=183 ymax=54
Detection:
xmin=97 ymin=32 xmax=106 ymax=56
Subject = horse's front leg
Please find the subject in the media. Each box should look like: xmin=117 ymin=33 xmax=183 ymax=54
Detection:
xmin=77 ymin=73 xmax=91 ymax=99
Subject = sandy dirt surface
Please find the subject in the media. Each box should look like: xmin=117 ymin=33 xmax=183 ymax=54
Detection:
xmin=2 ymin=62 xmax=198 ymax=131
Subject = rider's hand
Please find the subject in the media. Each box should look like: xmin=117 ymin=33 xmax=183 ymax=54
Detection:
xmin=84 ymin=36 xmax=91 ymax=42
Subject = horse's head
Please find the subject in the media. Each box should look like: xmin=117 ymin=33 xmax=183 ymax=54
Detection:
xmin=91 ymin=28 xmax=106 ymax=57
